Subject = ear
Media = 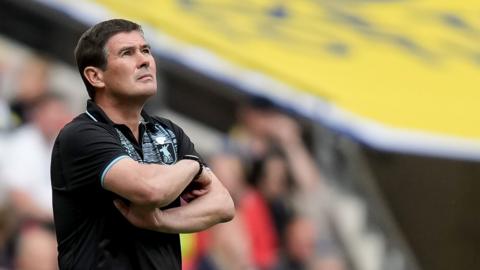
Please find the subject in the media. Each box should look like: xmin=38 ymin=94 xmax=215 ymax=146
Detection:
xmin=83 ymin=66 xmax=105 ymax=89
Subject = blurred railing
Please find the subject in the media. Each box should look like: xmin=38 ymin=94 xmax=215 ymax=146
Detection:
xmin=314 ymin=124 xmax=421 ymax=270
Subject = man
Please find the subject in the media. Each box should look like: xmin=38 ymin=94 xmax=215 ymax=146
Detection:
xmin=4 ymin=93 xmax=72 ymax=223
xmin=2 ymin=93 xmax=72 ymax=270
xmin=50 ymin=19 xmax=234 ymax=269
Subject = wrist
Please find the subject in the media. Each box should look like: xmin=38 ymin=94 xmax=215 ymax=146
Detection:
xmin=182 ymin=155 xmax=204 ymax=180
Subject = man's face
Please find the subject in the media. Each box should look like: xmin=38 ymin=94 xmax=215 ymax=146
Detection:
xmin=102 ymin=31 xmax=157 ymax=100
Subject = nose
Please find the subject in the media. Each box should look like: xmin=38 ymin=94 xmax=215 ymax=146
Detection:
xmin=137 ymin=51 xmax=150 ymax=69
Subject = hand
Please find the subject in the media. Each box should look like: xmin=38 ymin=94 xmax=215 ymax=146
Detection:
xmin=113 ymin=200 xmax=163 ymax=231
xmin=267 ymin=114 xmax=301 ymax=144
xmin=181 ymin=168 xmax=212 ymax=202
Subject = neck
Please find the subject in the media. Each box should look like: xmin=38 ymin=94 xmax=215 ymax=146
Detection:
xmin=95 ymin=96 xmax=144 ymax=141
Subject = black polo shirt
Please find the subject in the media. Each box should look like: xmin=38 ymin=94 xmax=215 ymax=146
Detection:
xmin=51 ymin=100 xmax=199 ymax=270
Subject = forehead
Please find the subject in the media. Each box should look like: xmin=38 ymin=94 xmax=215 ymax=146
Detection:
xmin=105 ymin=31 xmax=147 ymax=51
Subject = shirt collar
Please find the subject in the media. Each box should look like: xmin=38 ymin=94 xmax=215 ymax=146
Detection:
xmin=85 ymin=100 xmax=155 ymax=129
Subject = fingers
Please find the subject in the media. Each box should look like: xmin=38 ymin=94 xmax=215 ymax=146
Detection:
xmin=181 ymin=169 xmax=214 ymax=202
xmin=188 ymin=175 xmax=211 ymax=191
xmin=181 ymin=187 xmax=209 ymax=203
xmin=181 ymin=193 xmax=195 ymax=202
xmin=195 ymin=174 xmax=211 ymax=186
xmin=192 ymin=189 xmax=208 ymax=196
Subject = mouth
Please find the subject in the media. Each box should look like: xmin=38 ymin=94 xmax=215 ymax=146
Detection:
xmin=137 ymin=74 xmax=153 ymax=81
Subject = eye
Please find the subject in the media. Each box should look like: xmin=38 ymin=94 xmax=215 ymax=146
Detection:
xmin=121 ymin=50 xmax=132 ymax=56
xmin=142 ymin=47 xmax=151 ymax=54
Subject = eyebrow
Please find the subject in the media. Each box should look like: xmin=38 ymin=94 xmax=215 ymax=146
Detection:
xmin=117 ymin=44 xmax=151 ymax=55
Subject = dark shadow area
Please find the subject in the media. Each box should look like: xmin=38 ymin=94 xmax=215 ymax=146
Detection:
xmin=364 ymin=149 xmax=480 ymax=270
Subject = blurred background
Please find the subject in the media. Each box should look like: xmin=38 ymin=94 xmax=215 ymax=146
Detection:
xmin=1 ymin=0 xmax=480 ymax=270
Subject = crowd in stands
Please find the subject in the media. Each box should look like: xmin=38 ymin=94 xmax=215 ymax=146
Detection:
xmin=182 ymin=98 xmax=347 ymax=270
xmin=0 ymin=50 xmax=347 ymax=270
xmin=0 ymin=53 xmax=74 ymax=270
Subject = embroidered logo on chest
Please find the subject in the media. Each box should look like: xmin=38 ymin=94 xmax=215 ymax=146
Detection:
xmin=147 ymin=125 xmax=178 ymax=165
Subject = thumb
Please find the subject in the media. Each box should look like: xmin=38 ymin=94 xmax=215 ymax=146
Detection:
xmin=113 ymin=199 xmax=129 ymax=216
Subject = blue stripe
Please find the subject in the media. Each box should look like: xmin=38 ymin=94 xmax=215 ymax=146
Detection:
xmin=85 ymin=111 xmax=98 ymax=122
xmin=101 ymin=155 xmax=130 ymax=188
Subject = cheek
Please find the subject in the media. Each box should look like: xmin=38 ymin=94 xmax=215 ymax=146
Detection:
xmin=115 ymin=66 xmax=134 ymax=81
xmin=148 ymin=55 xmax=157 ymax=69
xmin=105 ymin=62 xmax=134 ymax=82
xmin=106 ymin=70 xmax=133 ymax=89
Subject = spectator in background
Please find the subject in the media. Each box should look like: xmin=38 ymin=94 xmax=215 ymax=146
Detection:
xmin=1 ymin=93 xmax=72 ymax=223
xmin=0 ymin=92 xmax=70 ymax=270
xmin=13 ymin=224 xmax=58 ymax=270
xmin=242 ymin=106 xmax=320 ymax=241
xmin=195 ymin=152 xmax=278 ymax=270
xmin=231 ymin=96 xmax=277 ymax=160
xmin=277 ymin=216 xmax=317 ymax=270
xmin=8 ymin=55 xmax=50 ymax=126
xmin=233 ymin=97 xmax=321 ymax=194
xmin=231 ymin=97 xmax=347 ymax=270
xmin=265 ymin=112 xmax=347 ymax=270
xmin=277 ymin=214 xmax=346 ymax=270
xmin=251 ymin=149 xmax=293 ymax=244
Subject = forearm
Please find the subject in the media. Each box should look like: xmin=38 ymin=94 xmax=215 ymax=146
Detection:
xmin=144 ymin=159 xmax=200 ymax=207
xmin=267 ymin=114 xmax=322 ymax=191
xmin=155 ymin=174 xmax=235 ymax=233
xmin=113 ymin=169 xmax=235 ymax=233
xmin=105 ymin=158 xmax=200 ymax=208
xmin=282 ymin=140 xmax=322 ymax=191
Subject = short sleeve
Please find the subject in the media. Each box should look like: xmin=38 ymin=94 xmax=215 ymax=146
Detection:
xmin=156 ymin=117 xmax=202 ymax=162
xmin=51 ymin=121 xmax=128 ymax=191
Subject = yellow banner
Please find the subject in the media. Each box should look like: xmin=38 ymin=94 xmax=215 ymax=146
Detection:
xmin=92 ymin=0 xmax=480 ymax=141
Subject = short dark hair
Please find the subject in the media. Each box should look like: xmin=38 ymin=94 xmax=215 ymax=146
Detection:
xmin=74 ymin=19 xmax=143 ymax=99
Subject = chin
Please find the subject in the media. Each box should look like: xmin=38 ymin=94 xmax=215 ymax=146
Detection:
xmin=138 ymin=86 xmax=157 ymax=96
xmin=122 ymin=89 xmax=156 ymax=104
